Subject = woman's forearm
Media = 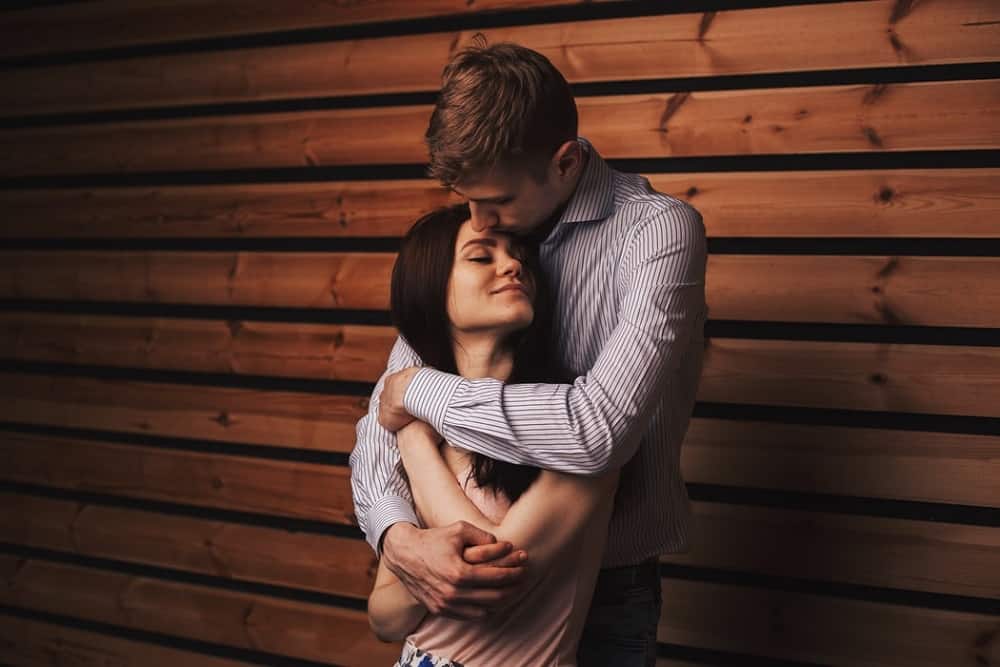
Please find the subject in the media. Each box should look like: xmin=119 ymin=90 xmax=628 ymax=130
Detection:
xmin=397 ymin=422 xmax=618 ymax=577
xmin=368 ymin=559 xmax=427 ymax=641
xmin=397 ymin=422 xmax=498 ymax=533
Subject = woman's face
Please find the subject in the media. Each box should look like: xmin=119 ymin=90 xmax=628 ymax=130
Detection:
xmin=447 ymin=219 xmax=535 ymax=336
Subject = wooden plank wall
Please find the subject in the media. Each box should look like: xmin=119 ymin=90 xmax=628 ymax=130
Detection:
xmin=0 ymin=0 xmax=998 ymax=665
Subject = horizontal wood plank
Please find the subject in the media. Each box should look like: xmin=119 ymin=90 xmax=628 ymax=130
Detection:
xmin=707 ymin=255 xmax=1000 ymax=328
xmin=3 ymin=252 xmax=997 ymax=327
xmin=2 ymin=371 xmax=996 ymax=506
xmin=0 ymin=372 xmax=366 ymax=453
xmin=657 ymin=578 xmax=999 ymax=667
xmin=0 ymin=490 xmax=376 ymax=599
xmin=6 ymin=170 xmax=997 ymax=240
xmin=664 ymin=502 xmax=1000 ymax=599
xmin=0 ymin=431 xmax=357 ymax=525
xmin=682 ymin=418 xmax=1000 ymax=508
xmin=699 ymin=337 xmax=1000 ymax=418
xmin=1 ymin=489 xmax=994 ymax=602
xmin=0 ymin=250 xmax=396 ymax=311
xmin=0 ymin=612 xmax=258 ymax=667
xmin=3 ymin=314 xmax=998 ymax=417
xmin=0 ymin=180 xmax=458 ymax=239
xmin=0 ymin=555 xmax=402 ymax=666
xmin=0 ymin=313 xmax=397 ymax=383
xmin=0 ymin=0 xmax=620 ymax=59
xmin=1 ymin=551 xmax=993 ymax=667
xmin=2 ymin=1 xmax=996 ymax=115
xmin=2 ymin=79 xmax=997 ymax=177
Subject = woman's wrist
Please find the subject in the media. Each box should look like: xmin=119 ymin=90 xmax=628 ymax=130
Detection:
xmin=397 ymin=420 xmax=443 ymax=449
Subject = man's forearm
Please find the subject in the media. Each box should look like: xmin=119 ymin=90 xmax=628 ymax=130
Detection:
xmin=402 ymin=206 xmax=707 ymax=475
xmin=348 ymin=336 xmax=423 ymax=554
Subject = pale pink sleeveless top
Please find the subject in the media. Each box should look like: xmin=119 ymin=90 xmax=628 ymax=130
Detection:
xmin=405 ymin=452 xmax=613 ymax=666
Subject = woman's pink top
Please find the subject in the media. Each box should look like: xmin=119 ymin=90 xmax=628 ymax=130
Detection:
xmin=405 ymin=454 xmax=613 ymax=666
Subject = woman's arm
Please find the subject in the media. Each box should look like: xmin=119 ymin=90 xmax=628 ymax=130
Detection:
xmin=397 ymin=421 xmax=619 ymax=579
xmin=367 ymin=556 xmax=427 ymax=641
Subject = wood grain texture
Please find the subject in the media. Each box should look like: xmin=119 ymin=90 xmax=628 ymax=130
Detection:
xmin=663 ymin=502 xmax=1000 ymax=599
xmin=700 ymin=337 xmax=1000 ymax=418
xmin=647 ymin=169 xmax=1000 ymax=238
xmin=0 ymin=180 xmax=458 ymax=238
xmin=0 ymin=313 xmax=396 ymax=383
xmin=3 ymin=251 xmax=996 ymax=327
xmin=1 ymin=170 xmax=998 ymax=239
xmin=0 ymin=250 xmax=396 ymax=310
xmin=2 ymin=79 xmax=997 ymax=176
xmin=2 ymin=369 xmax=996 ymax=505
xmin=0 ymin=372 xmax=366 ymax=453
xmin=707 ymin=255 xmax=1000 ymax=328
xmin=657 ymin=578 xmax=1000 ymax=667
xmin=2 ymin=1 xmax=996 ymax=115
xmin=2 ymin=488 xmax=994 ymax=602
xmin=0 ymin=431 xmax=357 ymax=524
xmin=3 ymin=314 xmax=998 ymax=417
xmin=0 ymin=612 xmax=259 ymax=667
xmin=2 ymin=551 xmax=994 ymax=667
xmin=0 ymin=0 xmax=623 ymax=59
xmin=0 ymin=555 xmax=402 ymax=666
xmin=681 ymin=418 xmax=1000 ymax=508
xmin=0 ymin=491 xmax=376 ymax=599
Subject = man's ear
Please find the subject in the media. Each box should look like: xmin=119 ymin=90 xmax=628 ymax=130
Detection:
xmin=552 ymin=140 xmax=582 ymax=180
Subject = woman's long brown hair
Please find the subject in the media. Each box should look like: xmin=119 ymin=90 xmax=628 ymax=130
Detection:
xmin=390 ymin=203 xmax=566 ymax=501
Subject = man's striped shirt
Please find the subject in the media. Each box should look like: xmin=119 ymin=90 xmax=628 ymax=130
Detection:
xmin=349 ymin=137 xmax=707 ymax=567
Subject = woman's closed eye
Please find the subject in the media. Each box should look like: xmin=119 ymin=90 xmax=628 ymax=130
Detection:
xmin=468 ymin=255 xmax=492 ymax=263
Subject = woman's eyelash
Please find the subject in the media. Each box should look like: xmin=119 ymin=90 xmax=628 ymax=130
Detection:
xmin=468 ymin=256 xmax=491 ymax=263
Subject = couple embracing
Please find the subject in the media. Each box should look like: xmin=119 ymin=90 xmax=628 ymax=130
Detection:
xmin=350 ymin=38 xmax=707 ymax=667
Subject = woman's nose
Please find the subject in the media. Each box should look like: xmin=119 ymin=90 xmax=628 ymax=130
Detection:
xmin=499 ymin=254 xmax=522 ymax=277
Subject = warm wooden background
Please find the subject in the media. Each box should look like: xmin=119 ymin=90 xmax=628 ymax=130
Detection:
xmin=0 ymin=1 xmax=998 ymax=665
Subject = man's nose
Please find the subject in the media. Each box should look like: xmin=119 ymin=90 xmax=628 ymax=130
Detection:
xmin=469 ymin=203 xmax=498 ymax=231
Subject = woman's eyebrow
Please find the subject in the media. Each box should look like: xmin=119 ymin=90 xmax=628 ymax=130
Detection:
xmin=461 ymin=238 xmax=498 ymax=250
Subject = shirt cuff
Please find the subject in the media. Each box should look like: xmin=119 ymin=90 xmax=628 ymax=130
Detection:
xmin=367 ymin=495 xmax=420 ymax=557
xmin=403 ymin=367 xmax=465 ymax=434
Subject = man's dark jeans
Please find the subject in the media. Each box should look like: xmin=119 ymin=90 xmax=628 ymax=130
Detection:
xmin=576 ymin=557 xmax=662 ymax=666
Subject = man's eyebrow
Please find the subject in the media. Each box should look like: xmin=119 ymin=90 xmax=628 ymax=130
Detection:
xmin=450 ymin=187 xmax=512 ymax=204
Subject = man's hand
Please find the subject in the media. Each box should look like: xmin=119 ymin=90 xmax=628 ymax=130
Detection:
xmin=381 ymin=521 xmax=528 ymax=618
xmin=378 ymin=366 xmax=421 ymax=432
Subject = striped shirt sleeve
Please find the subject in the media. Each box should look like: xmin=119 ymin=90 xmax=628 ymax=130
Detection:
xmin=348 ymin=335 xmax=423 ymax=554
xmin=404 ymin=204 xmax=707 ymax=474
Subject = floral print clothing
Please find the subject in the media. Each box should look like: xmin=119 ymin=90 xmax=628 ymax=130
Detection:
xmin=394 ymin=640 xmax=465 ymax=667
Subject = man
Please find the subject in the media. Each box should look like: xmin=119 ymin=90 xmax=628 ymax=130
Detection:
xmin=350 ymin=39 xmax=706 ymax=665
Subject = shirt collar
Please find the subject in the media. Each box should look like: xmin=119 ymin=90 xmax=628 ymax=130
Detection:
xmin=555 ymin=137 xmax=616 ymax=226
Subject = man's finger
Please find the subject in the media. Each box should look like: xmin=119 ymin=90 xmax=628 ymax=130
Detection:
xmin=483 ymin=550 xmax=528 ymax=569
xmin=462 ymin=540 xmax=514 ymax=564
xmin=452 ymin=521 xmax=499 ymax=547
xmin=465 ymin=545 xmax=526 ymax=568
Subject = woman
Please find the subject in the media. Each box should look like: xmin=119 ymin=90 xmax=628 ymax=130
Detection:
xmin=368 ymin=204 xmax=619 ymax=666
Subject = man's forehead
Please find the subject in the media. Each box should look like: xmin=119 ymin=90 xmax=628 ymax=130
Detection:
xmin=452 ymin=164 xmax=524 ymax=194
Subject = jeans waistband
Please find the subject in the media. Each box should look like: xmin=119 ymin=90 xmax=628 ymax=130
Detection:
xmin=596 ymin=556 xmax=660 ymax=586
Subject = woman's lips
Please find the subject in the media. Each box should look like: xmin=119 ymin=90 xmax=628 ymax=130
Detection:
xmin=493 ymin=283 xmax=529 ymax=296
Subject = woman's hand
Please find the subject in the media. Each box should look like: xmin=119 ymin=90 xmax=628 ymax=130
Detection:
xmin=397 ymin=419 xmax=443 ymax=449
